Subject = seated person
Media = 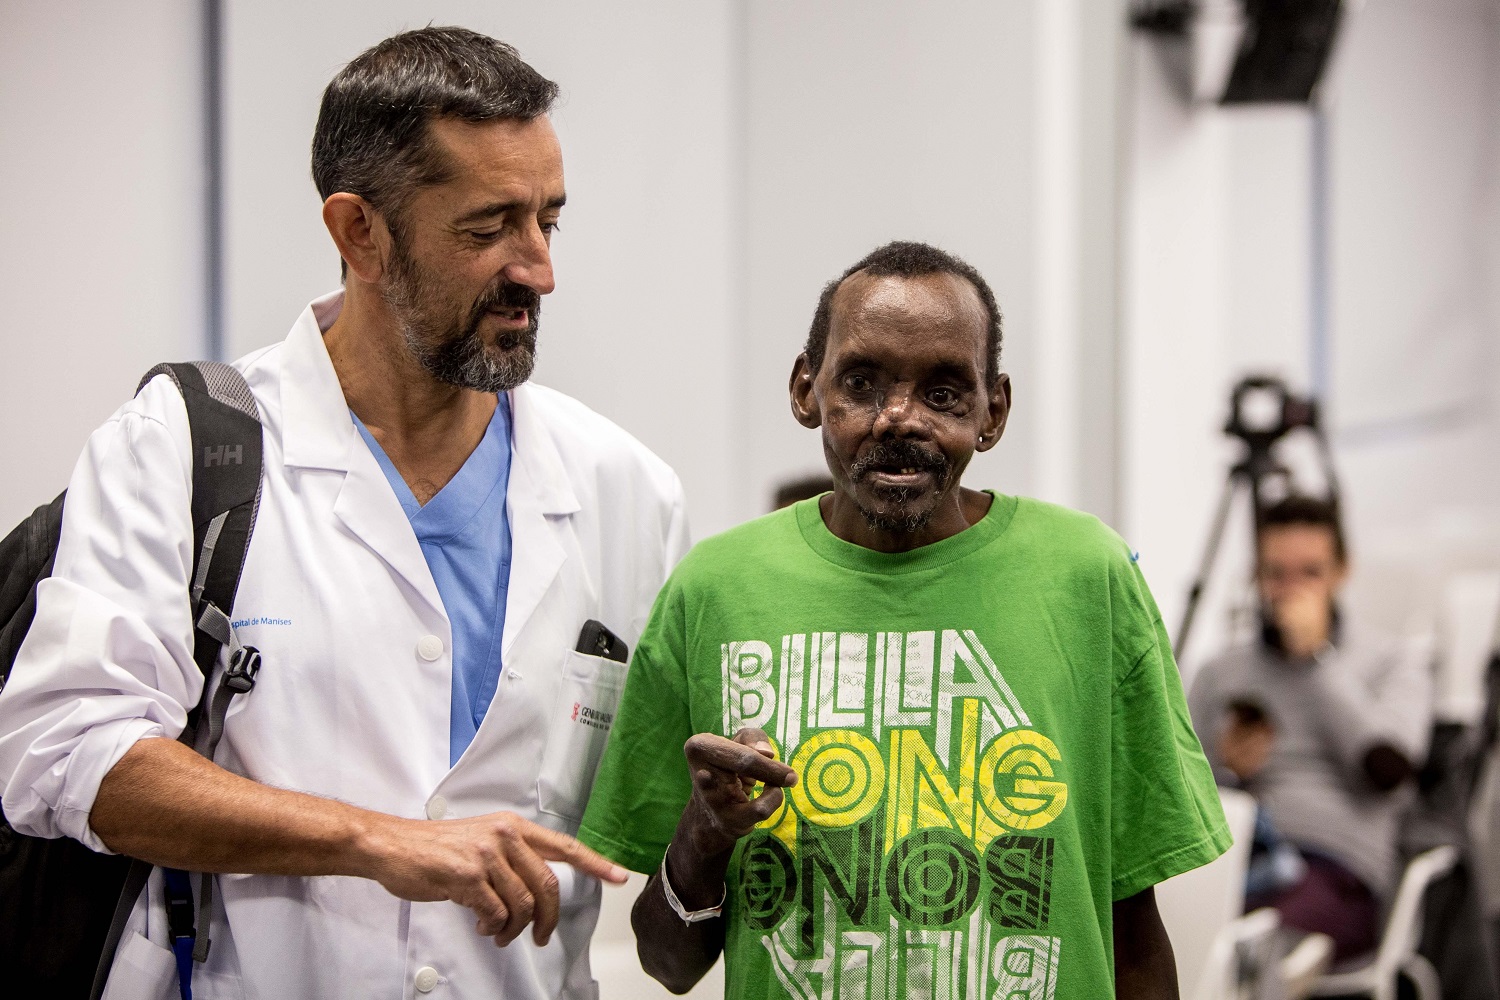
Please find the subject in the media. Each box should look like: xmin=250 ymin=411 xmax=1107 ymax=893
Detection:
xmin=579 ymin=240 xmax=1231 ymax=998
xmin=1189 ymin=495 xmax=1432 ymax=962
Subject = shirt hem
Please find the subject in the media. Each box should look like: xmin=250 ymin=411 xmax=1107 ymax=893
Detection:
xmin=1111 ymin=824 xmax=1234 ymax=902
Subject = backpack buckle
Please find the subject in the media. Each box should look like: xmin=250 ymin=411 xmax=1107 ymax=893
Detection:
xmin=225 ymin=646 xmax=260 ymax=693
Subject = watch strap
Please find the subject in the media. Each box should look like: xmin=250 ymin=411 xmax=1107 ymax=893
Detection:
xmin=659 ymin=849 xmax=725 ymax=924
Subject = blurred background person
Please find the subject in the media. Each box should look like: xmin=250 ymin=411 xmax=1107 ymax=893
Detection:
xmin=770 ymin=473 xmax=834 ymax=510
xmin=1189 ymin=495 xmax=1432 ymax=963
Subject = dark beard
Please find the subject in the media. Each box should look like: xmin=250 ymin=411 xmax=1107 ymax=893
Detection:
xmin=849 ymin=440 xmax=950 ymax=533
xmin=420 ymin=282 xmax=540 ymax=393
xmin=383 ymin=234 xmax=542 ymax=393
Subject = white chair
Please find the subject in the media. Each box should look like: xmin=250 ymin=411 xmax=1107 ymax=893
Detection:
xmin=1281 ymin=933 xmax=1334 ymax=1000
xmin=1308 ymin=845 xmax=1460 ymax=1000
xmin=1192 ymin=907 xmax=1282 ymax=1000
xmin=1158 ymin=787 xmax=1260 ymax=994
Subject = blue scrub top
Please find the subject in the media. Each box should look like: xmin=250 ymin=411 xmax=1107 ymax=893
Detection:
xmin=354 ymin=398 xmax=513 ymax=766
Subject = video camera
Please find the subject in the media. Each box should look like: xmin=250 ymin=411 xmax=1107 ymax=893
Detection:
xmin=1224 ymin=376 xmax=1321 ymax=456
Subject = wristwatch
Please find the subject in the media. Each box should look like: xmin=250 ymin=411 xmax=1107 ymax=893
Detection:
xmin=659 ymin=849 xmax=725 ymax=924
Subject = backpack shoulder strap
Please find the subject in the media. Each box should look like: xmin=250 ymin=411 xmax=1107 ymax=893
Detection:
xmin=89 ymin=362 xmax=264 ymax=1000
xmin=137 ymin=362 xmax=264 ymax=686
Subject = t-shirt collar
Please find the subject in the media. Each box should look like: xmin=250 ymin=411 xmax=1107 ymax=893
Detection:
xmin=794 ymin=490 xmax=1018 ymax=574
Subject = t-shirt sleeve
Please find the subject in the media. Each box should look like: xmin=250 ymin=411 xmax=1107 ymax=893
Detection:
xmin=1109 ymin=564 xmax=1232 ymax=901
xmin=579 ymin=578 xmax=695 ymax=875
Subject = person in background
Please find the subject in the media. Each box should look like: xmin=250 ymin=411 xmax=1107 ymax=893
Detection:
xmin=1189 ymin=495 xmax=1432 ymax=963
xmin=771 ymin=474 xmax=835 ymax=510
xmin=579 ymin=240 xmax=1230 ymax=998
xmin=0 ymin=27 xmax=687 ymax=999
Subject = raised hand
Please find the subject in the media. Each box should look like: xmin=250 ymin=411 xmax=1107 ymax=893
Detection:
xmin=627 ymin=730 xmax=800 ymax=992
xmin=682 ymin=728 xmax=798 ymax=856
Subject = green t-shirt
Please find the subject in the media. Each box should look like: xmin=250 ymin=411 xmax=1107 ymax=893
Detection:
xmin=581 ymin=494 xmax=1229 ymax=999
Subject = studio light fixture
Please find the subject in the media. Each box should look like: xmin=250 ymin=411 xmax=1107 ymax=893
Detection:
xmin=1130 ymin=0 xmax=1347 ymax=105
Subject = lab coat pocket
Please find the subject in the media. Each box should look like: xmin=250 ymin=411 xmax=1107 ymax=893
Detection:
xmin=102 ymin=931 xmax=176 ymax=1000
xmin=537 ymin=650 xmax=627 ymax=824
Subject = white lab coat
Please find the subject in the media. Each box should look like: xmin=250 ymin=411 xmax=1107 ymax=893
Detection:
xmin=0 ymin=292 xmax=690 ymax=1000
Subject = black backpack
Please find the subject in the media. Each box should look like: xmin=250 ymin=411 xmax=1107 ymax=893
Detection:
xmin=0 ymin=362 xmax=264 ymax=998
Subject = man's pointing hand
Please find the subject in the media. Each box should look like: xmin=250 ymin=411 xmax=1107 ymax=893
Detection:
xmin=359 ymin=810 xmax=627 ymax=947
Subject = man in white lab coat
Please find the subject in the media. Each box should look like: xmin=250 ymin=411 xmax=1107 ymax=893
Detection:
xmin=0 ymin=26 xmax=688 ymax=1000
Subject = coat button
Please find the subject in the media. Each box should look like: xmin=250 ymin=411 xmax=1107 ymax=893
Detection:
xmin=414 ymin=966 xmax=439 ymax=993
xmin=426 ymin=796 xmax=448 ymax=820
xmin=416 ymin=635 xmax=444 ymax=661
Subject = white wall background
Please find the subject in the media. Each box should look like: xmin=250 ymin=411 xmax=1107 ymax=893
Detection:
xmin=0 ymin=0 xmax=205 ymax=528
xmin=1328 ymin=0 xmax=1500 ymax=635
xmin=1121 ymin=56 xmax=1320 ymax=670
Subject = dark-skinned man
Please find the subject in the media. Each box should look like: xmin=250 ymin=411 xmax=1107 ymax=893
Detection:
xmin=1189 ymin=496 xmax=1432 ymax=962
xmin=580 ymin=241 xmax=1230 ymax=998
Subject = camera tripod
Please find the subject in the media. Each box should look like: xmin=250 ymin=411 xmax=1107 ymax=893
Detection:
xmin=1173 ymin=377 xmax=1340 ymax=661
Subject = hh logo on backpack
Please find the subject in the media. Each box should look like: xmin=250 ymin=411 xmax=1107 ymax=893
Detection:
xmin=203 ymin=444 xmax=243 ymax=467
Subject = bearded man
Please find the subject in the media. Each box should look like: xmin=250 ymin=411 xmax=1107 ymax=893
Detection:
xmin=580 ymin=241 xmax=1229 ymax=999
xmin=0 ymin=27 xmax=686 ymax=999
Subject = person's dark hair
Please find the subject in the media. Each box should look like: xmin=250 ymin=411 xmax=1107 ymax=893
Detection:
xmin=311 ymin=26 xmax=558 ymax=229
xmin=1259 ymin=494 xmax=1347 ymax=563
xmin=772 ymin=474 xmax=836 ymax=511
xmin=803 ymin=241 xmax=1004 ymax=385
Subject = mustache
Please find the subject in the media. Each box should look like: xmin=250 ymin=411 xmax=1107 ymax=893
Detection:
xmin=478 ymin=281 xmax=542 ymax=313
xmin=464 ymin=281 xmax=542 ymax=349
xmin=849 ymin=440 xmax=949 ymax=481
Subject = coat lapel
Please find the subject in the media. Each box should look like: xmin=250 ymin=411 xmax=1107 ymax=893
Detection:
xmin=502 ymin=384 xmax=580 ymax=659
xmin=279 ymin=294 xmax=445 ymax=618
xmin=331 ymin=442 xmax=446 ymax=616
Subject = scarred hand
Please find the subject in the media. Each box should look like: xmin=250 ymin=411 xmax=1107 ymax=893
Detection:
xmin=357 ymin=810 xmax=627 ymax=948
xmin=681 ymin=728 xmax=798 ymax=858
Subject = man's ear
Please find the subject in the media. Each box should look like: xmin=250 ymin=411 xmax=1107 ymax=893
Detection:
xmin=789 ymin=354 xmax=822 ymax=429
xmin=322 ymin=193 xmax=389 ymax=284
xmin=976 ymin=373 xmax=1012 ymax=453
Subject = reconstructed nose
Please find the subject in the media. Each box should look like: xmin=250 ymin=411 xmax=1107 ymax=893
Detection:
xmin=872 ymin=385 xmax=922 ymax=437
